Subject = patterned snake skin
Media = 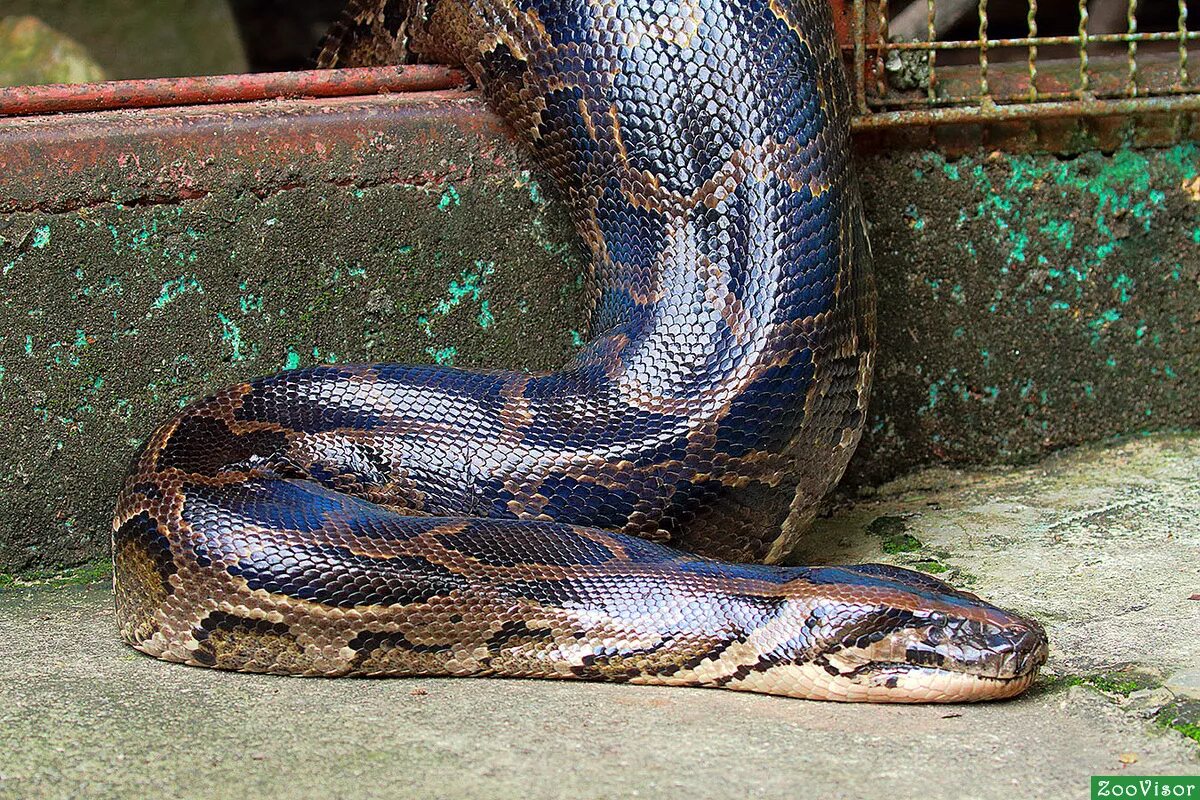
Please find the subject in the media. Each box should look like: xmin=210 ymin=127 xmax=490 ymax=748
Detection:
xmin=112 ymin=0 xmax=1048 ymax=702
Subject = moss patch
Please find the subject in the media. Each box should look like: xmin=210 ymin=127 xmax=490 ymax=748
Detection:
xmin=867 ymin=515 xmax=924 ymax=553
xmin=1047 ymin=671 xmax=1160 ymax=696
xmin=865 ymin=516 xmax=960 ymax=576
xmin=0 ymin=559 xmax=111 ymax=589
xmin=1156 ymin=701 xmax=1200 ymax=748
xmin=880 ymin=534 xmax=922 ymax=554
xmin=848 ymin=144 xmax=1200 ymax=488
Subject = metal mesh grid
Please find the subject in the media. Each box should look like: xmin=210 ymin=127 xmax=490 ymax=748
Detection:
xmin=845 ymin=0 xmax=1200 ymax=128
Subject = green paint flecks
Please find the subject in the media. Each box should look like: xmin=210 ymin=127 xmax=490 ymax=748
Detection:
xmin=311 ymin=346 xmax=339 ymax=364
xmin=904 ymin=204 xmax=925 ymax=231
xmin=1 ymin=225 xmax=51 ymax=275
xmin=417 ymin=260 xmax=496 ymax=338
xmin=920 ymin=143 xmax=1196 ymax=381
xmin=238 ymin=280 xmax=264 ymax=314
xmin=1111 ymin=273 xmax=1134 ymax=304
xmin=151 ymin=275 xmax=203 ymax=310
xmin=426 ymin=345 xmax=457 ymax=365
xmin=517 ymin=171 xmax=545 ymax=205
xmin=216 ymin=312 xmax=246 ymax=362
xmin=437 ymin=186 xmax=461 ymax=211
xmin=1039 ymin=219 xmax=1074 ymax=249
xmin=414 ymin=260 xmax=498 ymax=364
xmin=477 ymin=299 xmax=494 ymax=329
xmin=918 ymin=368 xmax=962 ymax=415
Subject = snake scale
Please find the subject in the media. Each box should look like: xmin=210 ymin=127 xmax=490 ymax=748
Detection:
xmin=112 ymin=0 xmax=1048 ymax=702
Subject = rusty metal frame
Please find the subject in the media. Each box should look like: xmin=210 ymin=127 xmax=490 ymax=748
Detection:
xmin=0 ymin=4 xmax=1196 ymax=148
xmin=840 ymin=0 xmax=1200 ymax=130
xmin=0 ymin=65 xmax=468 ymax=117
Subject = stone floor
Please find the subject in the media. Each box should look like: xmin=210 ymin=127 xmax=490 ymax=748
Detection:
xmin=1 ymin=435 xmax=1197 ymax=800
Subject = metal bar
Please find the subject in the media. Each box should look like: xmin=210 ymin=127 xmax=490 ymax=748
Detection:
xmin=850 ymin=90 xmax=1200 ymax=129
xmin=1079 ymin=0 xmax=1091 ymax=96
xmin=1179 ymin=0 xmax=1190 ymax=88
xmin=853 ymin=0 xmax=870 ymax=114
xmin=866 ymin=79 xmax=1200 ymax=107
xmin=1028 ymin=0 xmax=1039 ymax=102
xmin=978 ymin=0 xmax=990 ymax=100
xmin=0 ymin=65 xmax=470 ymax=118
xmin=928 ymin=0 xmax=938 ymax=103
xmin=1128 ymin=0 xmax=1139 ymax=98
xmin=0 ymin=92 xmax=517 ymax=215
xmin=876 ymin=0 xmax=889 ymax=100
xmin=864 ymin=45 xmax=1199 ymax=102
xmin=870 ymin=30 xmax=1200 ymax=51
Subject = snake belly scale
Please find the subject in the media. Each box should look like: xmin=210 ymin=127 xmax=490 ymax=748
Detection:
xmin=112 ymin=0 xmax=1048 ymax=701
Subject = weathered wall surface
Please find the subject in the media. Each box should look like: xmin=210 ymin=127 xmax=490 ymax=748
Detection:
xmin=0 ymin=93 xmax=587 ymax=573
xmin=0 ymin=91 xmax=1196 ymax=573
xmin=850 ymin=144 xmax=1199 ymax=486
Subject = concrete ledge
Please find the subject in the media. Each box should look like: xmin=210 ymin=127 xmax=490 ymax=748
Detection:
xmin=2 ymin=436 xmax=1196 ymax=799
xmin=1 ymin=90 xmax=1198 ymax=572
xmin=0 ymin=92 xmax=585 ymax=572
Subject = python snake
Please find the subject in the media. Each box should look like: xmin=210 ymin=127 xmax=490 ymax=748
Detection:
xmin=112 ymin=0 xmax=1048 ymax=702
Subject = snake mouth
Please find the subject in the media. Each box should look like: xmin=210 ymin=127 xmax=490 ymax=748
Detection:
xmin=725 ymin=654 xmax=1045 ymax=703
xmin=844 ymin=660 xmax=1046 ymax=703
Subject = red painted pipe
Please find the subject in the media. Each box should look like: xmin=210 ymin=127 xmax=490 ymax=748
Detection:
xmin=0 ymin=65 xmax=472 ymax=117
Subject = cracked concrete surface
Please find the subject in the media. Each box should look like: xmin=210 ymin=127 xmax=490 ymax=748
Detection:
xmin=1 ymin=435 xmax=1197 ymax=799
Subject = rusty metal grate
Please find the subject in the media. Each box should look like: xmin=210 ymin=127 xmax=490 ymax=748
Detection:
xmin=841 ymin=0 xmax=1200 ymax=129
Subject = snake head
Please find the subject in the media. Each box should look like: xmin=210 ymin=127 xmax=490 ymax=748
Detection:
xmin=772 ymin=564 xmax=1049 ymax=703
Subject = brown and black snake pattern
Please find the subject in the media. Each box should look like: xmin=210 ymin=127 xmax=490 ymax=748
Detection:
xmin=112 ymin=0 xmax=1048 ymax=701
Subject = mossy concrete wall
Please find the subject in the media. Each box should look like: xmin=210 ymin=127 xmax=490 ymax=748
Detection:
xmin=849 ymin=144 xmax=1199 ymax=486
xmin=0 ymin=92 xmax=586 ymax=573
xmin=0 ymin=91 xmax=1196 ymax=573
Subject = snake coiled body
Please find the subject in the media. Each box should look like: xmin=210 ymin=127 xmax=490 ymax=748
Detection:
xmin=112 ymin=0 xmax=1047 ymax=701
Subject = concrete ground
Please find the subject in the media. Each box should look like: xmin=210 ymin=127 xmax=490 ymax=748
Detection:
xmin=1 ymin=435 xmax=1197 ymax=800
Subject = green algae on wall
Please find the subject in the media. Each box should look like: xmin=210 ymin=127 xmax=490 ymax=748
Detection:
xmin=847 ymin=143 xmax=1199 ymax=486
xmin=0 ymin=100 xmax=587 ymax=575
